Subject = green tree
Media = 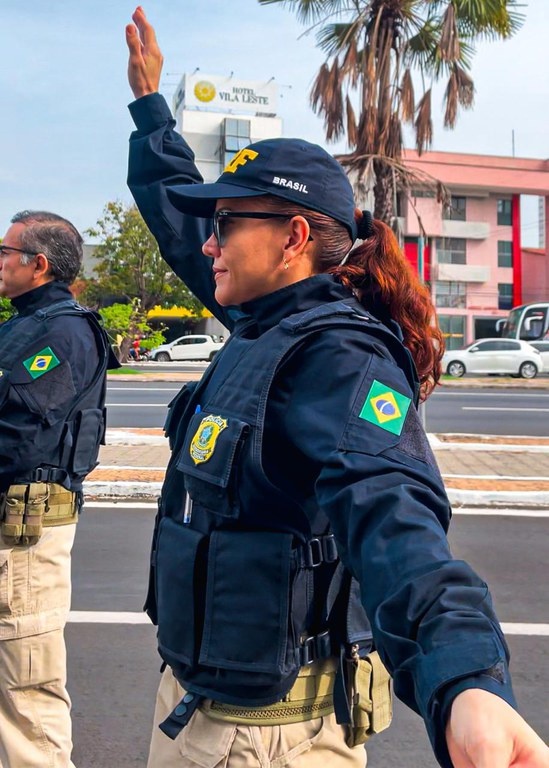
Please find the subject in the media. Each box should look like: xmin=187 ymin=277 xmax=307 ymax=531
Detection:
xmin=82 ymin=201 xmax=204 ymax=314
xmin=0 ymin=297 xmax=15 ymax=323
xmin=259 ymin=0 xmax=523 ymax=225
xmin=99 ymin=299 xmax=166 ymax=363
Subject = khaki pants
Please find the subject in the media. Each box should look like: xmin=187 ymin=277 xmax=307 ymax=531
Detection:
xmin=0 ymin=524 xmax=77 ymax=768
xmin=148 ymin=666 xmax=367 ymax=768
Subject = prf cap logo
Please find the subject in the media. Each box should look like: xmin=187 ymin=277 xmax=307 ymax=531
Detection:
xmin=23 ymin=346 xmax=61 ymax=380
xmin=359 ymin=379 xmax=411 ymax=436
xmin=194 ymin=80 xmax=216 ymax=103
xmin=189 ymin=414 xmax=228 ymax=465
xmin=223 ymin=148 xmax=259 ymax=174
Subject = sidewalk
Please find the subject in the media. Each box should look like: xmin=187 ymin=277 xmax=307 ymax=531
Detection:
xmin=84 ymin=428 xmax=549 ymax=508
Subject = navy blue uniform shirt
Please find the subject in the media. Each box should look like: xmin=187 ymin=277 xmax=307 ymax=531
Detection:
xmin=0 ymin=280 xmax=101 ymax=490
xmin=128 ymin=92 xmax=517 ymax=768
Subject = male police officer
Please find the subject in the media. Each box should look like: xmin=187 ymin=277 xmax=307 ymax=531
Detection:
xmin=0 ymin=210 xmax=117 ymax=767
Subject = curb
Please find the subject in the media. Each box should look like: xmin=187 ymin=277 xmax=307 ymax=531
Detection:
xmin=82 ymin=482 xmax=549 ymax=510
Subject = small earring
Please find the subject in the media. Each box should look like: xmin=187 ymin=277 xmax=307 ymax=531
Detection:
xmin=282 ymin=257 xmax=289 ymax=270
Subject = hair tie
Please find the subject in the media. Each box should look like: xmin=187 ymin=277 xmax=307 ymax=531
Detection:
xmin=356 ymin=210 xmax=374 ymax=240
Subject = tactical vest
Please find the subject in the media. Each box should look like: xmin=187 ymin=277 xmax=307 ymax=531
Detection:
xmin=0 ymin=299 xmax=115 ymax=490
xmin=148 ymin=298 xmax=419 ymax=710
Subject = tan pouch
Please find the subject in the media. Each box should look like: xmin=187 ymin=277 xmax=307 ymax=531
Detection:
xmin=0 ymin=483 xmax=49 ymax=546
xmin=345 ymin=650 xmax=393 ymax=748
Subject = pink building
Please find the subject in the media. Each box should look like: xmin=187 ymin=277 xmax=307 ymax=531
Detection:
xmin=400 ymin=150 xmax=549 ymax=348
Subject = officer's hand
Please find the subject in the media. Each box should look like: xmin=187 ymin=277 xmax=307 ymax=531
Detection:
xmin=446 ymin=689 xmax=549 ymax=767
xmin=126 ymin=6 xmax=163 ymax=99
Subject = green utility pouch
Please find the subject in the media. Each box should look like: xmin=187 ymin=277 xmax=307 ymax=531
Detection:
xmin=345 ymin=651 xmax=393 ymax=748
xmin=0 ymin=483 xmax=49 ymax=546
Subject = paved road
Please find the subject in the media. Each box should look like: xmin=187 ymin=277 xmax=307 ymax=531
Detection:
xmin=68 ymin=503 xmax=549 ymax=767
xmin=106 ymin=381 xmax=549 ymax=435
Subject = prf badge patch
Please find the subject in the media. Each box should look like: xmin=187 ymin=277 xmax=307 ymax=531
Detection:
xmin=189 ymin=414 xmax=228 ymax=465
xmin=23 ymin=347 xmax=61 ymax=379
xmin=359 ymin=379 xmax=411 ymax=436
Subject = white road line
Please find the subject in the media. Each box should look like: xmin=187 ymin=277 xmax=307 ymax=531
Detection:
xmin=462 ymin=407 xmax=549 ymax=412
xmin=97 ymin=466 xmax=165 ymax=471
xmin=501 ymin=623 xmax=549 ymax=636
xmin=434 ymin=392 xmax=549 ymax=398
xmin=69 ymin=612 xmax=150 ymax=624
xmin=443 ymin=474 xmax=549 ymax=481
xmin=65 ymin=612 xmax=549 ymax=635
xmin=105 ymin=403 xmax=168 ymax=407
xmin=84 ymin=501 xmax=157 ymax=509
xmin=107 ymin=388 xmax=179 ymax=392
xmin=452 ymin=508 xmax=549 ymax=517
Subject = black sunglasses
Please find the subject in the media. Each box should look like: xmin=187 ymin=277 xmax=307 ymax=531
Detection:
xmin=212 ymin=211 xmax=313 ymax=247
xmin=0 ymin=245 xmax=40 ymax=258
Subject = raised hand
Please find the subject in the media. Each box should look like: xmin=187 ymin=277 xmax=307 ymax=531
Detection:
xmin=126 ymin=6 xmax=163 ymax=99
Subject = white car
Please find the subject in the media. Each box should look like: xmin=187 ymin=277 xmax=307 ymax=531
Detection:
xmin=150 ymin=334 xmax=224 ymax=362
xmin=442 ymin=338 xmax=544 ymax=379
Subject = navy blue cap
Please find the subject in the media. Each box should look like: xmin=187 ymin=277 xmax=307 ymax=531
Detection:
xmin=166 ymin=138 xmax=358 ymax=240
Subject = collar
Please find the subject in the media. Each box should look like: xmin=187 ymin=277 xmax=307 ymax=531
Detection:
xmin=241 ymin=274 xmax=353 ymax=335
xmin=10 ymin=281 xmax=75 ymax=316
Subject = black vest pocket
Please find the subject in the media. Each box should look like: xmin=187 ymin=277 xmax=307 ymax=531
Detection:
xmin=71 ymin=408 xmax=104 ymax=474
xmin=177 ymin=413 xmax=249 ymax=518
xmin=199 ymin=530 xmax=294 ymax=675
xmin=155 ymin=518 xmax=207 ymax=665
xmin=164 ymin=382 xmax=198 ymax=450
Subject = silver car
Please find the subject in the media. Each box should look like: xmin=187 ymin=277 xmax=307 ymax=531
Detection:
xmin=442 ymin=338 xmax=543 ymax=379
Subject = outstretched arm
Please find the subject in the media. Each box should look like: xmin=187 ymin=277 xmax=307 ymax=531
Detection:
xmin=126 ymin=7 xmax=238 ymax=330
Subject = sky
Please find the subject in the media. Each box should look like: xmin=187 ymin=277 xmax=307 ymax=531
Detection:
xmin=1 ymin=0 xmax=547 ymax=246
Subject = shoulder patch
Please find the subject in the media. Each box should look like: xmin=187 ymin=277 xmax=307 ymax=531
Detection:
xmin=359 ymin=379 xmax=411 ymax=436
xmin=22 ymin=346 xmax=61 ymax=379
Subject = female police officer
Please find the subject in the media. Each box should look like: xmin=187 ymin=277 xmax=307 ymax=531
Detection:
xmin=125 ymin=8 xmax=549 ymax=768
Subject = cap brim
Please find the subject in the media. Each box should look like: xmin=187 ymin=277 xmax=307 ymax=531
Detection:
xmin=166 ymin=183 xmax=268 ymax=218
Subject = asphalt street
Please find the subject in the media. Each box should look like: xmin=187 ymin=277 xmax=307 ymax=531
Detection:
xmin=68 ymin=503 xmax=549 ymax=768
xmin=106 ymin=381 xmax=549 ymax=435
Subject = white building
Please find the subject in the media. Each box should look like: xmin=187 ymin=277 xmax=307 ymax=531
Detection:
xmin=172 ymin=72 xmax=283 ymax=337
xmin=173 ymin=72 xmax=283 ymax=183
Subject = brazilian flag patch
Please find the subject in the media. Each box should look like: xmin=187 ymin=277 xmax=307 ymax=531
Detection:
xmin=359 ymin=379 xmax=411 ymax=435
xmin=23 ymin=347 xmax=61 ymax=379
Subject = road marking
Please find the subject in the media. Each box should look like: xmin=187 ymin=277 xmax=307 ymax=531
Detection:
xmin=65 ymin=612 xmax=549 ymax=636
xmin=462 ymin=407 xmax=549 ymax=412
xmin=444 ymin=474 xmax=549 ymax=481
xmin=452 ymin=508 xmax=549 ymax=517
xmin=84 ymin=501 xmax=157 ymax=509
xmin=434 ymin=392 xmax=549 ymax=398
xmin=501 ymin=623 xmax=549 ymax=636
xmin=69 ymin=612 xmax=150 ymax=624
xmin=105 ymin=403 xmax=168 ymax=407
xmin=97 ymin=465 xmax=166 ymax=471
xmin=108 ymin=387 xmax=179 ymax=391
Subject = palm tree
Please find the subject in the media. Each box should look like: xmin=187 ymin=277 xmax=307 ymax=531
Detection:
xmin=258 ymin=1 xmax=523 ymax=225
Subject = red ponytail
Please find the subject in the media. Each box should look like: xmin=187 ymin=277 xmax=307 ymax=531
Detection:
xmin=331 ymin=221 xmax=444 ymax=400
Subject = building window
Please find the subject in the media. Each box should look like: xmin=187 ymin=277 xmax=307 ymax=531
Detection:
xmin=443 ymin=196 xmax=466 ymax=221
xmin=435 ymin=281 xmax=466 ymax=308
xmin=436 ymin=237 xmax=466 ymax=264
xmin=498 ymin=283 xmax=513 ymax=310
xmin=222 ymin=118 xmax=251 ymax=167
xmin=497 ymin=241 xmax=513 ymax=268
xmin=439 ymin=315 xmax=465 ymax=351
xmin=497 ymin=199 xmax=512 ymax=226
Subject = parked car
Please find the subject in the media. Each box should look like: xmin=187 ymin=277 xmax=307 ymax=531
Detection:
xmin=529 ymin=339 xmax=549 ymax=371
xmin=442 ymin=338 xmax=544 ymax=379
xmin=149 ymin=334 xmax=224 ymax=362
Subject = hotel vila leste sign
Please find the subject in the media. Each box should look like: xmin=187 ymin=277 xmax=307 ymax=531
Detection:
xmin=174 ymin=73 xmax=278 ymax=115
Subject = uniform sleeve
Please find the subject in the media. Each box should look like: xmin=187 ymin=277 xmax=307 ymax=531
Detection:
xmin=0 ymin=317 xmax=100 ymax=482
xmin=127 ymin=93 xmax=237 ymax=331
xmin=273 ymin=331 xmax=516 ymax=767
